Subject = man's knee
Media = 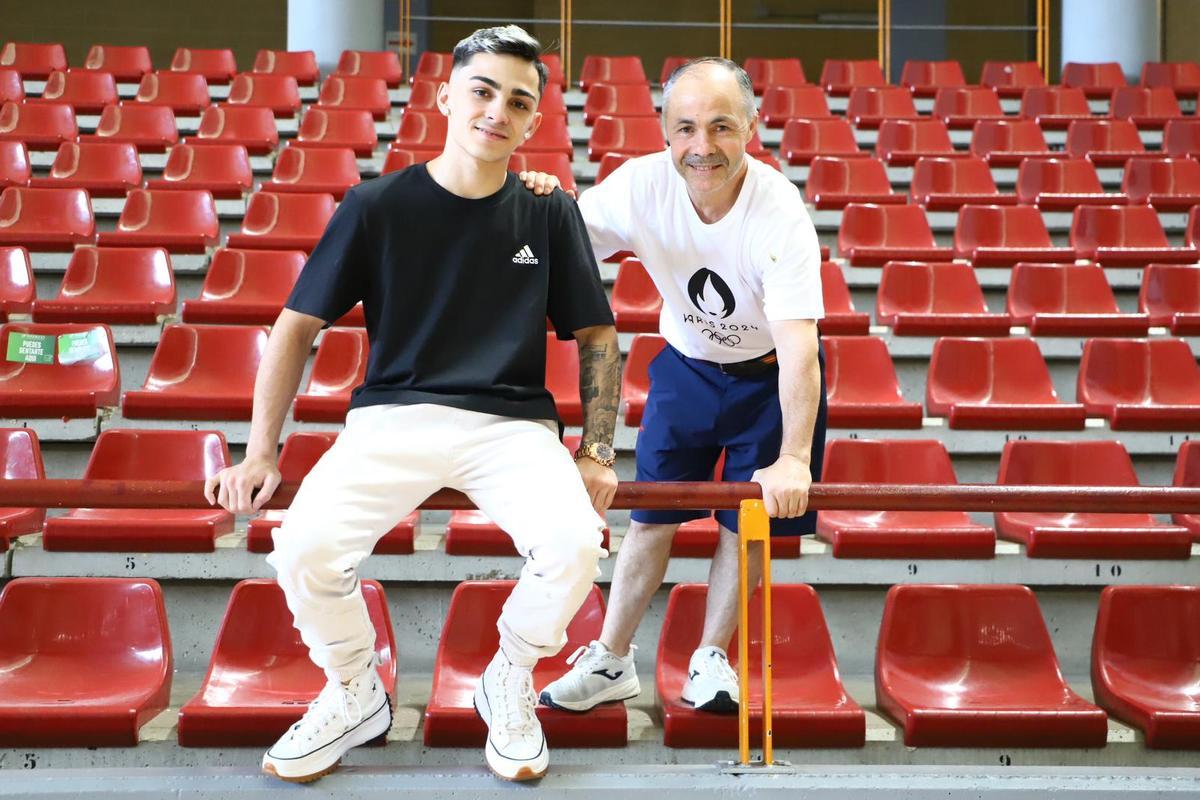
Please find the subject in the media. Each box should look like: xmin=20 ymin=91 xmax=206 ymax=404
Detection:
xmin=626 ymin=520 xmax=680 ymax=545
xmin=529 ymin=525 xmax=604 ymax=585
xmin=268 ymin=525 xmax=357 ymax=602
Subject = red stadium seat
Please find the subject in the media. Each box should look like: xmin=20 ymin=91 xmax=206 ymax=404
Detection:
xmin=98 ymin=188 xmax=218 ymax=253
xmin=876 ymin=261 xmax=1012 ymax=336
xmin=588 ymin=115 xmax=665 ymax=162
xmin=970 ymin=119 xmax=1054 ymax=166
xmin=743 ymin=57 xmax=807 ymax=94
xmin=261 ymin=145 xmax=360 ymax=199
xmin=394 ymin=108 xmax=446 ymax=153
xmin=759 ymin=85 xmax=830 ymax=128
xmin=294 ymin=327 xmax=366 ymax=422
xmin=317 ymin=76 xmax=390 ymax=120
xmin=0 ymin=246 xmax=34 ymax=318
xmin=846 ymin=86 xmax=918 ymax=129
xmin=518 ymin=112 xmax=572 ymax=158
xmin=178 ymin=579 xmax=395 ymax=746
xmin=296 ymin=107 xmax=377 ymax=157
xmin=507 ymin=152 xmax=577 ymax=195
xmin=1139 ymin=264 xmax=1200 ymax=336
xmin=0 ymin=141 xmax=28 ymax=189
xmin=1019 ymin=86 xmax=1093 ymax=130
xmin=227 ymin=73 xmax=301 ymax=117
xmin=404 ymin=78 xmax=439 ymax=111
xmin=779 ymin=118 xmax=864 ymax=165
xmin=1173 ymin=441 xmax=1200 ymax=538
xmin=425 ymin=581 xmax=627 ymax=747
xmin=996 ymin=440 xmax=1192 ymax=557
xmin=0 ymin=100 xmax=77 ymax=150
xmin=1066 ymin=118 xmax=1154 ymax=166
xmin=335 ymin=49 xmax=403 ymax=87
xmin=0 ymin=69 xmax=23 ymax=104
xmin=658 ymin=583 xmax=864 ymax=748
xmin=43 ymin=429 xmax=233 ymax=552
xmin=579 ymin=56 xmax=648 ymax=90
xmin=805 ymin=157 xmax=902 ymax=209
xmin=181 ymin=248 xmax=304 ymax=325
xmin=926 ymin=337 xmax=1086 ymax=429
xmin=1140 ymin=61 xmax=1200 ymax=98
xmin=824 ymin=335 xmax=922 ymax=428
xmin=0 ymin=42 xmax=67 ymax=80
xmin=0 ymin=322 xmax=119 ymax=418
xmin=1015 ymin=157 xmax=1122 ymax=209
xmin=1190 ymin=205 xmax=1200 ymax=248
xmin=247 ymin=432 xmax=415 ymax=554
xmin=30 ymin=140 xmax=141 ymax=196
xmin=659 ymin=56 xmax=691 ymax=85
xmin=583 ymin=83 xmax=655 ymax=125
xmin=144 ymin=143 xmax=253 ymax=198
xmin=1077 ymin=337 xmax=1200 ymax=431
xmin=411 ymin=51 xmax=452 ymax=83
xmin=932 ymin=86 xmax=1006 ymax=129
xmin=594 ymin=151 xmax=630 ymax=183
xmin=134 ymin=71 xmax=210 ymax=115
xmin=874 ymin=119 xmax=960 ymax=166
xmin=83 ymin=45 xmax=152 ymax=83
xmin=611 ymin=258 xmax=662 ymax=334
xmin=0 ymin=428 xmax=45 ymax=549
xmin=954 ymin=203 xmax=1076 ymax=265
xmin=1062 ymin=61 xmax=1127 ymax=99
xmin=1009 ymin=262 xmax=1150 ymax=336
xmin=32 ymin=246 xmax=175 ymax=324
xmin=0 ymin=577 xmax=172 ymax=746
xmin=545 ymin=333 xmax=582 ymax=426
xmin=980 ymin=60 xmax=1046 ymax=98
xmin=817 ymin=439 xmax=995 ymax=558
xmin=541 ymin=53 xmax=565 ymax=89
xmin=226 ymin=191 xmax=336 ymax=252
xmin=123 ymin=324 xmax=267 ymax=420
xmin=38 ymin=69 xmax=118 ymax=114
xmin=877 ymin=584 xmax=1107 ymax=746
xmin=1164 ymin=119 xmax=1200 ymax=158
xmin=1110 ymin=86 xmax=1184 ymax=129
xmin=252 ymin=49 xmax=318 ymax=85
xmin=837 ymin=203 xmax=952 ymax=266
xmin=620 ymin=333 xmax=666 ymax=426
xmin=900 ymin=60 xmax=967 ymax=97
xmin=0 ymin=186 xmax=94 ymax=250
xmin=1121 ymin=156 xmax=1200 ymax=210
xmin=381 ymin=146 xmax=434 ymax=173
xmin=819 ymin=59 xmax=887 ymax=96
xmin=819 ymin=260 xmax=869 ymax=335
xmin=1092 ymin=585 xmax=1200 ymax=749
xmin=1071 ymin=204 xmax=1197 ymax=265
xmin=909 ymin=155 xmax=1014 ymax=210
xmin=187 ymin=105 xmax=279 ymax=155
xmin=170 ymin=48 xmax=237 ymax=84
xmin=82 ymin=103 xmax=178 ymax=152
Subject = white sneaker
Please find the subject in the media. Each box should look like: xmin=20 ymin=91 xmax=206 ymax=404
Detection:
xmin=681 ymin=645 xmax=739 ymax=713
xmin=539 ymin=641 xmax=640 ymax=712
xmin=262 ymin=660 xmax=392 ymax=783
xmin=473 ymin=650 xmax=549 ymax=781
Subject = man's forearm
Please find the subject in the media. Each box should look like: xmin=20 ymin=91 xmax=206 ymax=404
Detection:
xmin=245 ymin=312 xmax=324 ymax=461
xmin=575 ymin=325 xmax=621 ymax=445
xmin=772 ymin=320 xmax=821 ymax=465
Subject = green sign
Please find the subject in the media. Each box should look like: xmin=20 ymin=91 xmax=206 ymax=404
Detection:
xmin=6 ymin=333 xmax=54 ymax=365
xmin=57 ymin=328 xmax=107 ymax=365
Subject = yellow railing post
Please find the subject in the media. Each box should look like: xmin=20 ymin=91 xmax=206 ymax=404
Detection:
xmin=737 ymin=498 xmax=773 ymax=766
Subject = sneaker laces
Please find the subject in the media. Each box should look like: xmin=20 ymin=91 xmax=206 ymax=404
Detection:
xmin=493 ymin=659 xmax=537 ymax=737
xmin=696 ymin=648 xmax=738 ymax=684
xmin=287 ymin=679 xmax=366 ymax=744
xmin=565 ymin=641 xmax=634 ymax=673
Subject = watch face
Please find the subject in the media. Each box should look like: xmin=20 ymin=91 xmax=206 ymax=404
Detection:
xmin=593 ymin=443 xmax=615 ymax=464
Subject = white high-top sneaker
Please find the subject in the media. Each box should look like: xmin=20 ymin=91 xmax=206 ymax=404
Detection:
xmin=681 ymin=645 xmax=739 ymax=713
xmin=262 ymin=660 xmax=392 ymax=783
xmin=539 ymin=641 xmax=640 ymax=712
xmin=474 ymin=649 xmax=549 ymax=781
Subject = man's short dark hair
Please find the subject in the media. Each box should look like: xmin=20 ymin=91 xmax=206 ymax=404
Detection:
xmin=452 ymin=25 xmax=549 ymax=95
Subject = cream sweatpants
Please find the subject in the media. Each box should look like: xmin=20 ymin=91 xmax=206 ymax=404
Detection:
xmin=266 ymin=402 xmax=607 ymax=682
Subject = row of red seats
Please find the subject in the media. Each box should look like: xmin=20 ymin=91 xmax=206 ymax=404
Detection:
xmin=2 ymin=425 xmax=1194 ymax=558
xmin=2 ymin=576 xmax=1196 ymax=749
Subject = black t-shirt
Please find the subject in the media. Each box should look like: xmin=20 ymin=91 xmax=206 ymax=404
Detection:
xmin=286 ymin=165 xmax=613 ymax=423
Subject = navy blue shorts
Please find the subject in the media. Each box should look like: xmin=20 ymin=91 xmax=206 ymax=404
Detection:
xmin=632 ymin=343 xmax=828 ymax=536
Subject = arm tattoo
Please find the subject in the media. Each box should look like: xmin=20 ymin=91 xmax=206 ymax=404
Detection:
xmin=578 ymin=339 xmax=621 ymax=446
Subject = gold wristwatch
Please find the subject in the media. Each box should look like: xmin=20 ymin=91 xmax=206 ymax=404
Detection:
xmin=575 ymin=441 xmax=616 ymax=468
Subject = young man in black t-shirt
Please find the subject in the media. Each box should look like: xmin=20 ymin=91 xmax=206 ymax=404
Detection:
xmin=205 ymin=25 xmax=621 ymax=784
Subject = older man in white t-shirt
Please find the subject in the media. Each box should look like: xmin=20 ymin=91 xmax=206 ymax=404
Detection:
xmin=538 ymin=58 xmax=827 ymax=714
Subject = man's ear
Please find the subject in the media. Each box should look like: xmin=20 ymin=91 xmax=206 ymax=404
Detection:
xmin=436 ymin=81 xmax=451 ymax=115
xmin=743 ymin=111 xmax=760 ymax=145
xmin=523 ymin=110 xmax=544 ymax=140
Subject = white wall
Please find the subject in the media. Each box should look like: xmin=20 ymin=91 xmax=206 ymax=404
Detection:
xmin=288 ymin=0 xmax=386 ymax=72
xmin=1061 ymin=0 xmax=1159 ymax=79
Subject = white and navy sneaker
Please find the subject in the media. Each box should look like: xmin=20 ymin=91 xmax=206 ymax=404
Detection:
xmin=262 ymin=659 xmax=392 ymax=782
xmin=681 ymin=645 xmax=739 ymax=713
xmin=539 ymin=641 xmax=639 ymax=712
xmin=474 ymin=650 xmax=549 ymax=781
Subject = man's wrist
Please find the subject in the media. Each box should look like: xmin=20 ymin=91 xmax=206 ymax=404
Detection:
xmin=575 ymin=440 xmax=616 ymax=468
xmin=778 ymin=451 xmax=811 ymax=466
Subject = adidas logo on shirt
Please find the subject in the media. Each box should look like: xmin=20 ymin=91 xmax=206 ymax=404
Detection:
xmin=512 ymin=245 xmax=539 ymax=265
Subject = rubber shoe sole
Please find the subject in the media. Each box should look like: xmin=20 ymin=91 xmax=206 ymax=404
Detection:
xmin=473 ymin=679 xmax=548 ymax=781
xmin=682 ymin=680 xmax=739 ymax=714
xmin=538 ymin=676 xmax=640 ymax=713
xmin=261 ymin=693 xmax=393 ymax=783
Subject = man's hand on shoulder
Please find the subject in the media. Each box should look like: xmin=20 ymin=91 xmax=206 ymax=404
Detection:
xmin=519 ymin=170 xmax=575 ymax=199
xmin=751 ymin=454 xmax=811 ymax=518
xmin=204 ymin=454 xmax=282 ymax=514
xmin=575 ymin=456 xmax=617 ymax=516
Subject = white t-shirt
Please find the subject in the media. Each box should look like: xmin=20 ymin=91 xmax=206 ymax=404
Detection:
xmin=578 ymin=149 xmax=823 ymax=363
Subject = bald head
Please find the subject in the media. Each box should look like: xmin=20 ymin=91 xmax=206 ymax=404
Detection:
xmin=662 ymin=57 xmax=756 ymax=125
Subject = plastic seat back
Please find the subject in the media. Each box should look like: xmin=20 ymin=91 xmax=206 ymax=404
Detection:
xmin=926 ymin=336 xmax=1065 ymax=408
xmin=846 ymin=86 xmax=918 ymax=128
xmin=395 ymin=108 xmax=447 ymax=150
xmin=583 ymin=83 xmax=655 ymax=125
xmin=759 ymin=85 xmax=830 ymax=127
xmin=970 ymin=119 xmax=1051 ymax=165
xmin=819 ymin=59 xmax=886 ymax=95
xmin=227 ymin=191 xmax=337 ymax=252
xmin=134 ymin=71 xmax=210 ymax=114
xmin=1164 ymin=119 xmax=1200 ymax=158
xmin=0 ymin=141 xmax=28 ymax=189
xmin=875 ymin=118 xmax=956 ymax=165
xmin=317 ymin=75 xmax=391 ymax=120
xmin=910 ymin=155 xmax=1004 ymax=208
xmin=99 ymin=188 xmax=219 ymax=253
xmin=1079 ymin=337 xmax=1200 ymax=411
xmin=1019 ymin=86 xmax=1092 ymax=127
xmin=900 ymin=60 xmax=966 ymax=97
xmin=33 ymin=245 xmax=175 ymax=324
xmin=1009 ymin=262 xmax=1122 ymax=319
xmin=1066 ymin=118 xmax=1147 ymax=163
xmin=588 ymin=115 xmax=666 ymax=161
xmin=252 ymin=49 xmax=318 ymax=84
xmin=182 ymin=248 xmax=307 ymax=324
xmin=0 ymin=185 xmax=95 ymax=249
xmin=0 ymin=100 xmax=78 ymax=150
xmin=170 ymin=48 xmax=237 ymax=83
xmin=86 ymin=102 xmax=177 ymax=152
xmin=294 ymin=328 xmax=368 ymax=422
xmin=335 ymin=49 xmax=403 ymax=87
xmin=1071 ymin=203 xmax=1171 ymax=251
xmin=296 ymin=107 xmax=377 ymax=156
xmin=263 ymin=145 xmax=360 ymax=198
xmin=1174 ymin=442 xmax=1200 ymax=535
xmin=83 ymin=45 xmax=153 ymax=83
xmin=579 ymin=56 xmax=647 ymax=89
xmin=0 ymin=427 xmax=45 ymax=545
xmin=779 ymin=117 xmax=862 ymax=165
xmin=0 ymin=69 xmax=23 ymax=104
xmin=40 ymin=69 xmax=118 ymax=114
xmin=190 ymin=105 xmax=278 ymax=154
xmin=1140 ymin=263 xmax=1200 ymax=331
xmin=1061 ymin=61 xmax=1127 ymax=98
xmin=619 ymin=334 xmax=666 ymax=426
xmin=1111 ymin=87 xmax=1184 ymax=127
xmin=147 ymin=143 xmax=253 ymax=198
xmin=0 ymin=246 xmax=33 ymax=317
xmin=0 ymin=322 xmax=119 ymax=417
xmin=1140 ymin=61 xmax=1200 ymax=95
xmin=1122 ymin=157 xmax=1200 ymax=208
xmin=1015 ymin=157 xmax=1111 ymax=207
xmin=226 ymin=73 xmax=302 ymax=117
xmin=35 ymin=140 xmax=141 ymax=196
xmin=507 ymin=151 xmax=576 ymax=195
xmin=743 ymin=57 xmax=807 ymax=93
xmin=0 ymin=42 xmax=67 ymax=79
xmin=980 ymin=60 xmax=1046 ymax=97
xmin=932 ymin=86 xmax=1005 ymax=128
xmin=806 ymin=156 xmax=897 ymax=208
xmin=823 ymin=335 xmax=922 ymax=427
